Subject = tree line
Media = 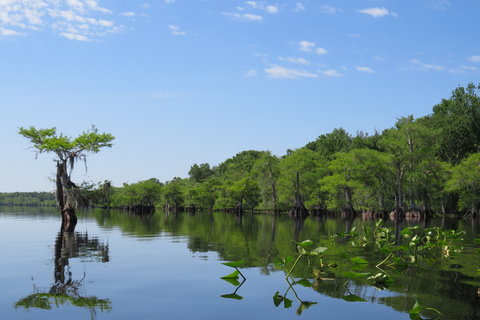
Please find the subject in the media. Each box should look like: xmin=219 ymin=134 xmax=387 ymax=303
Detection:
xmin=7 ymin=83 xmax=480 ymax=217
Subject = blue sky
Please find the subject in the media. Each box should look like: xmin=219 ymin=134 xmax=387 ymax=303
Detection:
xmin=1 ymin=0 xmax=479 ymax=192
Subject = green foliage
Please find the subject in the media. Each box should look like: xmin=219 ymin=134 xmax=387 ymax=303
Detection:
xmin=0 ymin=192 xmax=56 ymax=206
xmin=19 ymin=125 xmax=114 ymax=165
xmin=14 ymin=84 xmax=480 ymax=215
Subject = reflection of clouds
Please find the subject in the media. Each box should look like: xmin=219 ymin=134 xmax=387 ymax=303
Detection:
xmin=0 ymin=0 xmax=120 ymax=40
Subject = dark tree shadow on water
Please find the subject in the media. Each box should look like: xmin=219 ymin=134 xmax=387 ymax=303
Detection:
xmin=14 ymin=221 xmax=112 ymax=320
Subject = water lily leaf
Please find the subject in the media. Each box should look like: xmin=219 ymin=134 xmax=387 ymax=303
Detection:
xmin=342 ymin=294 xmax=367 ymax=302
xmin=274 ymin=256 xmax=294 ymax=269
xmin=409 ymin=298 xmax=422 ymax=314
xmin=221 ymin=270 xmax=240 ymax=279
xmin=273 ymin=291 xmax=283 ymax=307
xmin=222 ymin=260 xmax=244 ymax=268
xmin=221 ymin=293 xmax=243 ymax=300
xmin=342 ymin=271 xmax=369 ymax=279
xmin=221 ymin=277 xmax=240 ymax=286
xmin=297 ymin=246 xmax=307 ymax=255
xmin=284 ymin=298 xmax=293 ymax=309
xmin=309 ymin=247 xmax=328 ymax=256
xmin=296 ymin=278 xmax=312 ymax=287
xmin=350 ymin=257 xmax=368 ymax=264
xmin=296 ymin=301 xmax=317 ymax=315
xmin=293 ymin=240 xmax=314 ymax=248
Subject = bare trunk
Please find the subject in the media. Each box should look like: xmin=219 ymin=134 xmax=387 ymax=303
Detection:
xmin=377 ymin=176 xmax=385 ymax=208
xmin=56 ymin=161 xmax=77 ymax=226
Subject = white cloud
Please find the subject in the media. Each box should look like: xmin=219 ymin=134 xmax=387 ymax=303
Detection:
xmin=245 ymin=1 xmax=258 ymax=8
xmin=357 ymin=7 xmax=390 ymax=18
xmin=266 ymin=5 xmax=278 ymax=13
xmin=410 ymin=59 xmax=445 ymax=71
xmin=223 ymin=12 xmax=263 ymax=21
xmin=299 ymin=40 xmax=315 ymax=52
xmin=449 ymin=65 xmax=477 ymax=73
xmin=60 ymin=32 xmax=91 ymax=41
xmin=357 ymin=66 xmax=374 ymax=73
xmin=243 ymin=13 xmax=263 ymax=21
xmin=298 ymin=41 xmax=327 ymax=55
xmin=265 ymin=65 xmax=318 ymax=79
xmin=294 ymin=3 xmax=305 ymax=12
xmin=121 ymin=12 xmax=135 ymax=17
xmin=0 ymin=0 xmax=119 ymax=40
xmin=321 ymin=69 xmax=342 ymax=77
xmin=278 ymin=56 xmax=310 ymax=65
xmin=168 ymin=24 xmax=186 ymax=35
xmin=245 ymin=69 xmax=258 ymax=77
xmin=467 ymin=55 xmax=480 ymax=63
xmin=320 ymin=5 xmax=342 ymax=15
xmin=0 ymin=27 xmax=22 ymax=36
xmin=140 ymin=4 xmax=150 ymax=9
xmin=427 ymin=0 xmax=449 ymax=11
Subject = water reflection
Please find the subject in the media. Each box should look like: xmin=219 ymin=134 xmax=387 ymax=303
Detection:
xmin=14 ymin=221 xmax=111 ymax=319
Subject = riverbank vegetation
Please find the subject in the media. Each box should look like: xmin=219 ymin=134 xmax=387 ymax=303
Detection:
xmin=6 ymin=83 xmax=480 ymax=216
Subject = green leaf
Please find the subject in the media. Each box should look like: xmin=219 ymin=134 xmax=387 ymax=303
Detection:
xmin=296 ymin=279 xmax=313 ymax=287
xmin=297 ymin=246 xmax=307 ymax=255
xmin=350 ymin=257 xmax=368 ymax=264
xmin=342 ymin=294 xmax=367 ymax=302
xmin=275 ymin=256 xmax=294 ymax=269
xmin=284 ymin=298 xmax=293 ymax=309
xmin=309 ymin=247 xmax=328 ymax=256
xmin=409 ymin=298 xmax=422 ymax=315
xmin=222 ymin=260 xmax=244 ymax=268
xmin=293 ymin=240 xmax=314 ymax=248
xmin=221 ymin=270 xmax=240 ymax=279
xmin=220 ymin=277 xmax=240 ymax=286
xmin=342 ymin=272 xmax=369 ymax=279
xmin=221 ymin=293 xmax=243 ymax=300
xmin=273 ymin=291 xmax=283 ymax=307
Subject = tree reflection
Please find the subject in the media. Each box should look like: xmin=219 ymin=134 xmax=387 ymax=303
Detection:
xmin=15 ymin=221 xmax=111 ymax=319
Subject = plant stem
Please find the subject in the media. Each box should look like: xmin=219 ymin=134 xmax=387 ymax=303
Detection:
xmin=286 ymin=255 xmax=303 ymax=279
xmin=376 ymin=252 xmax=393 ymax=268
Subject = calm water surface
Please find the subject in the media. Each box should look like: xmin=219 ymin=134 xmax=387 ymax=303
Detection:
xmin=2 ymin=206 xmax=480 ymax=320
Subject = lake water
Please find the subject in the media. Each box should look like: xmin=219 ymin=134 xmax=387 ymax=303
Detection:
xmin=2 ymin=206 xmax=480 ymax=320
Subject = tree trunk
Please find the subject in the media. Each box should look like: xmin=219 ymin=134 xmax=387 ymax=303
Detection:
xmin=289 ymin=172 xmax=309 ymax=217
xmin=56 ymin=161 xmax=78 ymax=226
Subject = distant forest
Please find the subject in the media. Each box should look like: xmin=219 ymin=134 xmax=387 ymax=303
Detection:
xmin=3 ymin=83 xmax=480 ymax=216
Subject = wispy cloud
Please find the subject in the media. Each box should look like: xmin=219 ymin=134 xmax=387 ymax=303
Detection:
xmin=168 ymin=25 xmax=186 ymax=35
xmin=299 ymin=41 xmax=327 ymax=55
xmin=426 ymin=0 xmax=449 ymax=11
xmin=0 ymin=0 xmax=120 ymax=41
xmin=245 ymin=69 xmax=258 ymax=77
xmin=222 ymin=12 xmax=263 ymax=21
xmin=0 ymin=27 xmax=22 ymax=36
xmin=449 ymin=65 xmax=477 ymax=73
xmin=320 ymin=69 xmax=342 ymax=77
xmin=320 ymin=5 xmax=342 ymax=15
xmin=357 ymin=66 xmax=374 ymax=73
xmin=357 ymin=7 xmax=391 ymax=18
xmin=265 ymin=5 xmax=278 ymax=13
xmin=467 ymin=55 xmax=480 ymax=63
xmin=265 ymin=65 xmax=318 ymax=79
xmin=294 ymin=3 xmax=305 ymax=12
xmin=410 ymin=59 xmax=445 ymax=71
xmin=278 ymin=56 xmax=310 ymax=65
xmin=121 ymin=12 xmax=136 ymax=17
